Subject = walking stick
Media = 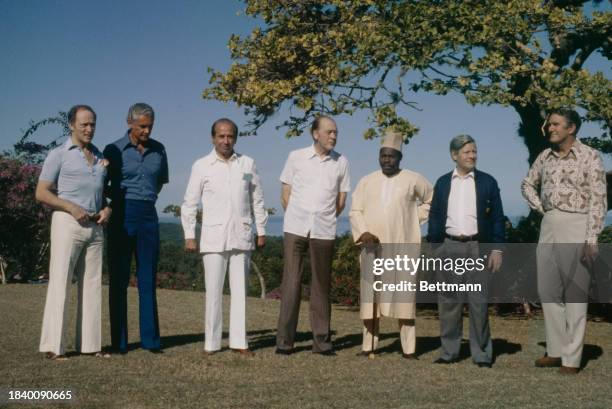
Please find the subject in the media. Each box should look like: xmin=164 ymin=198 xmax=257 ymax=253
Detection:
xmin=369 ymin=295 xmax=377 ymax=359
xmin=369 ymin=246 xmax=379 ymax=360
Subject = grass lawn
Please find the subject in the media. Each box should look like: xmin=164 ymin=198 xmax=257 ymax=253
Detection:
xmin=1 ymin=284 xmax=611 ymax=409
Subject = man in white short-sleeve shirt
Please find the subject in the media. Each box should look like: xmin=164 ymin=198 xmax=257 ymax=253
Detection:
xmin=276 ymin=115 xmax=350 ymax=356
xmin=36 ymin=105 xmax=112 ymax=360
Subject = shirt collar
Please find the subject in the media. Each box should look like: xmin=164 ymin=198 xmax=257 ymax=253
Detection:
xmin=120 ymin=131 xmax=152 ymax=153
xmin=308 ymin=143 xmax=338 ymax=161
xmin=452 ymin=168 xmax=475 ymax=179
xmin=207 ymin=148 xmax=238 ymax=164
xmin=63 ymin=138 xmax=99 ymax=154
xmin=547 ymin=138 xmax=583 ymax=159
xmin=119 ymin=132 xmax=134 ymax=151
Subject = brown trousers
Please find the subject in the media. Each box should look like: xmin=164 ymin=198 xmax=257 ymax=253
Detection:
xmin=276 ymin=232 xmax=335 ymax=352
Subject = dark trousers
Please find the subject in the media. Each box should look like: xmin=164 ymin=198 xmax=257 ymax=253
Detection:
xmin=437 ymin=239 xmax=492 ymax=364
xmin=276 ymin=232 xmax=335 ymax=352
xmin=108 ymin=200 xmax=161 ymax=351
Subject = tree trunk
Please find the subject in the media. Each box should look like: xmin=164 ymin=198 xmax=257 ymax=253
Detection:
xmin=0 ymin=256 xmax=7 ymax=285
xmin=513 ymin=103 xmax=549 ymax=166
xmin=251 ymin=261 xmax=266 ymax=299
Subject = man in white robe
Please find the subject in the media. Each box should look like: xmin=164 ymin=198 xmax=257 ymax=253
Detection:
xmin=350 ymin=129 xmax=433 ymax=358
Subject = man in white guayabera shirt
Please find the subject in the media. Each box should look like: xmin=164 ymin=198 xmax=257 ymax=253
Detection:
xmin=276 ymin=115 xmax=351 ymax=356
xmin=36 ymin=105 xmax=112 ymax=360
xmin=182 ymin=118 xmax=268 ymax=356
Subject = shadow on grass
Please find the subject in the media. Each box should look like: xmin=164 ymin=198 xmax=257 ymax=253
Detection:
xmin=537 ymin=341 xmax=603 ymax=369
xmin=248 ymin=330 xmax=340 ymax=352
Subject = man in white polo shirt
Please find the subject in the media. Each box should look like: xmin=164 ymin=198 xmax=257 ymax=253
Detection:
xmin=276 ymin=115 xmax=350 ymax=356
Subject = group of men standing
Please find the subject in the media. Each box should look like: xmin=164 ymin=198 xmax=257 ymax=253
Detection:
xmin=36 ymin=106 xmax=606 ymax=375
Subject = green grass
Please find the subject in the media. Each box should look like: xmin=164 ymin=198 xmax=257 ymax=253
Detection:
xmin=1 ymin=284 xmax=611 ymax=409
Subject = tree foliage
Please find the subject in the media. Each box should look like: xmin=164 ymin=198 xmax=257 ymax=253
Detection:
xmin=0 ymin=157 xmax=51 ymax=279
xmin=0 ymin=112 xmax=71 ymax=280
xmin=204 ymin=0 xmax=611 ymax=163
xmin=10 ymin=111 xmax=70 ymax=164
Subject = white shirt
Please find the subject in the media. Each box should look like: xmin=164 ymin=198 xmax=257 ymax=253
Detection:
xmin=181 ymin=149 xmax=268 ymax=252
xmin=280 ymin=145 xmax=350 ymax=240
xmin=445 ymin=168 xmax=478 ymax=237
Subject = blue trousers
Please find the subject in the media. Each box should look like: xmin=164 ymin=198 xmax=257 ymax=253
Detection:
xmin=108 ymin=200 xmax=160 ymax=351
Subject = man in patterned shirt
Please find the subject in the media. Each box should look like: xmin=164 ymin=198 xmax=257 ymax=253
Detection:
xmin=521 ymin=108 xmax=607 ymax=374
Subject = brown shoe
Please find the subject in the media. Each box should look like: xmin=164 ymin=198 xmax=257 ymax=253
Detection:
xmin=231 ymin=348 xmax=255 ymax=357
xmin=534 ymin=356 xmax=562 ymax=368
xmin=559 ymin=365 xmax=579 ymax=374
xmin=202 ymin=350 xmax=218 ymax=356
xmin=402 ymin=353 xmax=418 ymax=360
xmin=44 ymin=352 xmax=68 ymax=361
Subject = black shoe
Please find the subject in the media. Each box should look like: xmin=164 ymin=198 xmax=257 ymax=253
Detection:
xmin=275 ymin=348 xmax=293 ymax=356
xmin=314 ymin=350 xmax=336 ymax=357
xmin=476 ymin=362 xmax=492 ymax=368
xmin=148 ymin=348 xmax=164 ymax=354
xmin=434 ymin=357 xmax=456 ymax=364
xmin=402 ymin=353 xmax=418 ymax=360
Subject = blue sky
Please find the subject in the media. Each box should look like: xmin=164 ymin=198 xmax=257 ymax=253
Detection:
xmin=1 ymin=0 xmax=610 ymax=220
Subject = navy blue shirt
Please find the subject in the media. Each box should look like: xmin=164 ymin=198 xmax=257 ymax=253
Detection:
xmin=104 ymin=133 xmax=169 ymax=203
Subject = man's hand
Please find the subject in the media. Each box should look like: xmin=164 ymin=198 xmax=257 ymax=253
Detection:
xmin=356 ymin=232 xmax=380 ymax=249
xmin=97 ymin=207 xmax=112 ymax=226
xmin=69 ymin=204 xmax=89 ymax=224
xmin=582 ymin=243 xmax=598 ymax=268
xmin=185 ymin=239 xmax=198 ymax=253
xmin=487 ymin=251 xmax=502 ymax=273
xmin=256 ymin=235 xmax=266 ymax=249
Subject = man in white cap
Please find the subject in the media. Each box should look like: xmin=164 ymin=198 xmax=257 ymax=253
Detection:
xmin=350 ymin=128 xmax=433 ymax=358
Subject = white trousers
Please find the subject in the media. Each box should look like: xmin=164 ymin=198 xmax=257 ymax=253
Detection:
xmin=203 ymin=251 xmax=250 ymax=351
xmin=39 ymin=211 xmax=103 ymax=355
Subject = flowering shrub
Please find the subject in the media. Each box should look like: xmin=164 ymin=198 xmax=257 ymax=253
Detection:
xmin=0 ymin=156 xmax=51 ymax=279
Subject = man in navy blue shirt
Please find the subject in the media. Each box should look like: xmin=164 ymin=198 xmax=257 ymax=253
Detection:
xmin=427 ymin=134 xmax=504 ymax=368
xmin=104 ymin=103 xmax=169 ymax=354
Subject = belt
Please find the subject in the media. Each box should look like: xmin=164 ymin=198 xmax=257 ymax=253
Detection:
xmin=445 ymin=233 xmax=478 ymax=242
xmin=87 ymin=213 xmax=101 ymax=222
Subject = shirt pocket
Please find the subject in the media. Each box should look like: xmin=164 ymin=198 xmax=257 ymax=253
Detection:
xmin=239 ymin=216 xmax=253 ymax=238
xmin=144 ymin=153 xmax=163 ymax=181
xmin=320 ymin=165 xmax=339 ymax=192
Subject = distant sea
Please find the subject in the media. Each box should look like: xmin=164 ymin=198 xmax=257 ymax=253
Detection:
xmin=159 ymin=214 xmax=612 ymax=238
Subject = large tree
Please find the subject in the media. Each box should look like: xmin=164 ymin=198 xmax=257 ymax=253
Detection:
xmin=204 ymin=0 xmax=611 ymax=164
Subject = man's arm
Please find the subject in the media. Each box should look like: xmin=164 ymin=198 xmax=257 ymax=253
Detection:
xmin=348 ymin=179 xmax=378 ymax=246
xmin=157 ymin=146 xmax=170 ymax=195
xmin=35 ymin=180 xmax=88 ymax=224
xmin=488 ymin=177 xmax=505 ymax=273
xmin=337 ymin=158 xmax=351 ymax=216
xmin=250 ymin=161 xmax=268 ymax=248
xmin=585 ymin=152 xmax=607 ymax=245
xmin=181 ymin=162 xmax=202 ymax=252
xmin=281 ymin=183 xmax=291 ymax=211
xmin=336 ymin=192 xmax=347 ymax=216
xmin=427 ymin=180 xmax=443 ymax=243
xmin=490 ymin=178 xmax=506 ymax=245
xmin=415 ymin=175 xmax=434 ymax=225
xmin=521 ymin=154 xmax=544 ymax=214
